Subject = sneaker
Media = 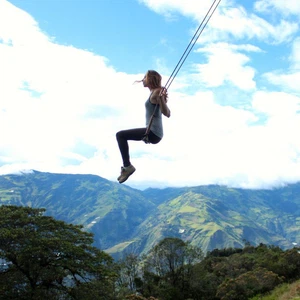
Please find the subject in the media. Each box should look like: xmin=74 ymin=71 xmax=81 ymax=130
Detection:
xmin=118 ymin=165 xmax=136 ymax=183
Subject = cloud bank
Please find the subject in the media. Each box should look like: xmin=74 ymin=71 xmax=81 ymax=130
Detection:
xmin=0 ymin=0 xmax=299 ymax=190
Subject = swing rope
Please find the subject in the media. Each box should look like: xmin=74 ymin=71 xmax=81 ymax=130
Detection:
xmin=164 ymin=0 xmax=222 ymax=91
xmin=143 ymin=0 xmax=222 ymax=143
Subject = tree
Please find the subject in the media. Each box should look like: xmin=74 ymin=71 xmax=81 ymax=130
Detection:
xmin=116 ymin=253 xmax=142 ymax=297
xmin=142 ymin=237 xmax=203 ymax=300
xmin=0 ymin=205 xmax=116 ymax=300
xmin=216 ymin=267 xmax=283 ymax=300
xmin=189 ymin=256 xmax=224 ymax=300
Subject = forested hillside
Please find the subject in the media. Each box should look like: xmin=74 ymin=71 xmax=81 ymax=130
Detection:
xmin=1 ymin=205 xmax=300 ymax=300
xmin=0 ymin=170 xmax=299 ymax=258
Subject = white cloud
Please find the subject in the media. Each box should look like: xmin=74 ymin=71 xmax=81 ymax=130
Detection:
xmin=290 ymin=37 xmax=300 ymax=69
xmin=0 ymin=0 xmax=300 ymax=190
xmin=194 ymin=43 xmax=257 ymax=90
xmin=0 ymin=0 xmax=145 ymax=177
xmin=139 ymin=0 xmax=298 ymax=44
xmin=261 ymin=37 xmax=300 ymax=93
xmin=255 ymin=0 xmax=300 ymax=16
xmin=264 ymin=71 xmax=300 ymax=93
xmin=0 ymin=0 xmax=50 ymax=46
xmin=132 ymin=89 xmax=300 ymax=189
xmin=252 ymin=91 xmax=300 ymax=117
xmin=249 ymin=91 xmax=300 ymax=185
xmin=138 ymin=0 xmax=220 ymax=20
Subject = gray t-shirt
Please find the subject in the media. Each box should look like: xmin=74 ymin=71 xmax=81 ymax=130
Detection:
xmin=145 ymin=96 xmax=163 ymax=138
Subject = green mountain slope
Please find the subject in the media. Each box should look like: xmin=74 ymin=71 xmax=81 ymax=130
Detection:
xmin=0 ymin=171 xmax=155 ymax=250
xmin=0 ymin=171 xmax=299 ymax=258
xmin=108 ymin=186 xmax=300 ymax=257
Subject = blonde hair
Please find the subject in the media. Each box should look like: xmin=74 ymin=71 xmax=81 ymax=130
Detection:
xmin=135 ymin=70 xmax=162 ymax=89
xmin=146 ymin=70 xmax=162 ymax=89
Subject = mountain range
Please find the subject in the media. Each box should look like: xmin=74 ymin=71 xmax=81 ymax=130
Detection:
xmin=0 ymin=170 xmax=299 ymax=259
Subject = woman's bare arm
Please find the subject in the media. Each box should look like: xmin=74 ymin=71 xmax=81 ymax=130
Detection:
xmin=150 ymin=88 xmax=171 ymax=118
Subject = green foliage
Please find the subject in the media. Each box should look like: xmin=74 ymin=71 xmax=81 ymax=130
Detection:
xmin=125 ymin=295 xmax=158 ymax=300
xmin=1 ymin=205 xmax=300 ymax=300
xmin=216 ymin=267 xmax=283 ymax=300
xmin=250 ymin=280 xmax=300 ymax=300
xmin=139 ymin=237 xmax=203 ymax=300
xmin=116 ymin=253 xmax=142 ymax=298
xmin=0 ymin=205 xmax=116 ymax=300
xmin=115 ymin=240 xmax=300 ymax=300
xmin=190 ymin=244 xmax=300 ymax=300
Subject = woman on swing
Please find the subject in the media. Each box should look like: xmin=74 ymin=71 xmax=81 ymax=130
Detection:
xmin=116 ymin=70 xmax=171 ymax=183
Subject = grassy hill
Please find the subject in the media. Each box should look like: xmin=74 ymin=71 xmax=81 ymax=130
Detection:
xmin=108 ymin=185 xmax=300 ymax=257
xmin=250 ymin=279 xmax=300 ymax=300
xmin=0 ymin=171 xmax=299 ymax=258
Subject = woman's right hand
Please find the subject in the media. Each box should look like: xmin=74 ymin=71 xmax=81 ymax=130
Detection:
xmin=160 ymin=87 xmax=168 ymax=103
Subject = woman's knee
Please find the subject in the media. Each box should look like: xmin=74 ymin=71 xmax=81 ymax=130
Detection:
xmin=116 ymin=130 xmax=123 ymax=141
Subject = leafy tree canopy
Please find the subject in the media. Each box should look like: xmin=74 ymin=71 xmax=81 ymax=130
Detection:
xmin=0 ymin=205 xmax=116 ymax=300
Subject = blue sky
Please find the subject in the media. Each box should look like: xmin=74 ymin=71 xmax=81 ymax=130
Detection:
xmin=8 ymin=0 xmax=194 ymax=73
xmin=0 ymin=0 xmax=300 ymax=189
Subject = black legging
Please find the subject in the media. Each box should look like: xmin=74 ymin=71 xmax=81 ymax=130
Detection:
xmin=116 ymin=128 xmax=161 ymax=167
